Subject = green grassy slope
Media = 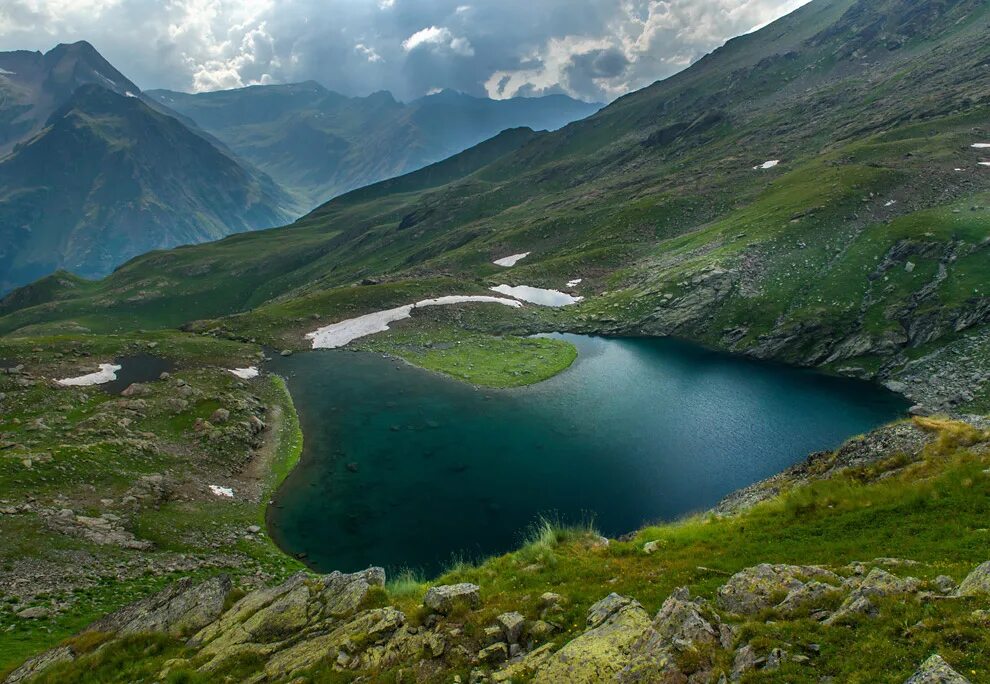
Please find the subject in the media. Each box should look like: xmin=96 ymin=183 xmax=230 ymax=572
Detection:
xmin=2 ymin=0 xmax=987 ymax=391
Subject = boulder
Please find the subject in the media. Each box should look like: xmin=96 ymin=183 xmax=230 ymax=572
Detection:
xmin=88 ymin=574 xmax=232 ymax=638
xmin=210 ymin=408 xmax=230 ymax=424
xmin=315 ymin=567 xmax=386 ymax=619
xmin=731 ymin=645 xmax=757 ymax=682
xmin=496 ymin=611 xmax=526 ymax=644
xmin=956 ymin=561 xmax=990 ymax=597
xmin=3 ymin=646 xmax=75 ymax=684
xmin=823 ymin=595 xmax=877 ymax=625
xmin=903 ymin=654 xmax=971 ymax=683
xmin=478 ymin=642 xmax=509 ymax=665
xmin=717 ymin=564 xmax=839 ymax=615
xmin=619 ymin=588 xmax=721 ymax=682
xmin=587 ymin=593 xmax=636 ymax=628
xmin=850 ymin=567 xmax=921 ymax=598
xmin=776 ymin=581 xmax=841 ymax=615
xmin=120 ymin=383 xmax=149 ymax=397
xmin=424 ymin=583 xmax=481 ymax=615
xmin=532 ymin=597 xmax=651 ymax=684
xmin=262 ymin=607 xmax=404 ymax=680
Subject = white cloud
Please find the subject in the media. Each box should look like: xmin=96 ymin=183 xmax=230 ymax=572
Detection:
xmin=401 ymin=24 xmax=473 ymax=57
xmin=0 ymin=0 xmax=813 ymax=102
xmin=484 ymin=0 xmax=813 ymax=101
xmin=355 ymin=42 xmax=383 ymax=62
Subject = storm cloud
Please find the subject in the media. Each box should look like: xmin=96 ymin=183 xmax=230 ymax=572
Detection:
xmin=0 ymin=0 xmax=811 ymax=102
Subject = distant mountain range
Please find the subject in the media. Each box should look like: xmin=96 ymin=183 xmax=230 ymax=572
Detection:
xmin=146 ymin=84 xmax=601 ymax=207
xmin=0 ymin=42 xmax=599 ymax=293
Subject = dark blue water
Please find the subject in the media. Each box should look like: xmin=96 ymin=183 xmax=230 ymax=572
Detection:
xmin=102 ymin=354 xmax=174 ymax=394
xmin=267 ymin=335 xmax=906 ymax=575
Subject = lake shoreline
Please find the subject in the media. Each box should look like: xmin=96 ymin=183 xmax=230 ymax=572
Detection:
xmin=264 ymin=334 xmax=907 ymax=576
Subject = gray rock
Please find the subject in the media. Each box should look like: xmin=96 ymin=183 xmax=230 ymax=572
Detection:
xmin=956 ymin=561 xmax=990 ymax=597
xmin=315 ymin=567 xmax=386 ymax=619
xmin=16 ymin=606 xmax=51 ymax=619
xmin=496 ymin=611 xmax=525 ymax=644
xmin=88 ymin=574 xmax=232 ymax=638
xmin=934 ymin=575 xmax=957 ymax=594
xmin=776 ymin=581 xmax=841 ymax=615
xmin=730 ymin=644 xmax=757 ymax=682
xmin=765 ymin=647 xmax=787 ymax=671
xmin=903 ymin=654 xmax=971 ymax=683
xmin=210 ymin=408 xmax=230 ymax=424
xmin=587 ymin=593 xmax=636 ymax=628
xmin=619 ymin=587 xmax=720 ymax=682
xmin=478 ymin=642 xmax=508 ymax=665
xmin=718 ymin=564 xmax=840 ymax=614
xmin=823 ymin=595 xmax=878 ymax=625
xmin=423 ymin=583 xmax=481 ymax=615
xmin=3 ymin=646 xmax=75 ymax=684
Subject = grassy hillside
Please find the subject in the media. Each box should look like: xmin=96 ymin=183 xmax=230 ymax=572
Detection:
xmin=9 ymin=416 xmax=990 ymax=683
xmin=2 ymin=1 xmax=990 ymax=681
xmin=1 ymin=0 xmax=986 ymax=406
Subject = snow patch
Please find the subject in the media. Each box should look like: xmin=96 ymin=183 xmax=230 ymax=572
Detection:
xmin=566 ymin=278 xmax=583 ymax=288
xmin=493 ymin=252 xmax=530 ymax=267
xmin=56 ymin=363 xmax=121 ymax=387
xmin=306 ymin=296 xmax=523 ymax=349
xmin=980 ymin=162 xmax=990 ymax=167
xmin=0 ymin=68 xmax=14 ymax=75
xmin=209 ymin=485 xmax=234 ymax=498
xmin=972 ymin=143 xmax=990 ymax=149
xmin=490 ymin=284 xmax=583 ymax=307
xmin=884 ymin=200 xmax=896 ymax=207
xmin=753 ymin=160 xmax=780 ymax=170
xmin=125 ymin=91 xmax=137 ymax=98
xmin=228 ymin=367 xmax=259 ymax=379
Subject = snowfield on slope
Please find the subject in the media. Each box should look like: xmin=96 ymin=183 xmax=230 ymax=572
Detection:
xmin=306 ymin=296 xmax=523 ymax=349
xmin=56 ymin=363 xmax=122 ymax=387
xmin=493 ymin=252 xmax=530 ymax=267
xmin=490 ymin=284 xmax=583 ymax=306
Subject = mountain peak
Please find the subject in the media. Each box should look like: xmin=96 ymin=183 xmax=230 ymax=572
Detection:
xmin=41 ymin=39 xmax=140 ymax=98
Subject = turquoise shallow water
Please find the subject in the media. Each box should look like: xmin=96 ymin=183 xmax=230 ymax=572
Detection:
xmin=267 ymin=334 xmax=907 ymax=575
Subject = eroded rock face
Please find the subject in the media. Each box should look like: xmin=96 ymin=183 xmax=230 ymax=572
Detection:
xmin=88 ymin=574 xmax=232 ymax=638
xmin=903 ymin=654 xmax=971 ymax=684
xmin=533 ymin=596 xmax=651 ymax=683
xmin=717 ymin=564 xmax=839 ymax=615
xmin=3 ymin=646 xmax=75 ymax=684
xmin=619 ymin=588 xmax=723 ymax=683
xmin=956 ymin=561 xmax=990 ymax=597
xmin=192 ymin=567 xmax=387 ymax=673
xmin=423 ymin=583 xmax=481 ymax=615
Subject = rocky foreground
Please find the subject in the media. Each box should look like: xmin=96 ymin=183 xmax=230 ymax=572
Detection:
xmin=7 ymin=555 xmax=988 ymax=683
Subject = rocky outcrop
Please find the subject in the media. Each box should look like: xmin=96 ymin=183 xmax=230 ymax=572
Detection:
xmin=714 ymin=421 xmax=934 ymax=515
xmin=9 ymin=554 xmax=990 ymax=684
xmin=88 ymin=574 xmax=232 ymax=637
xmin=717 ymin=564 xmax=840 ymax=615
xmin=904 ymin=654 xmax=971 ymax=683
xmin=423 ymin=582 xmax=481 ymax=615
xmin=955 ymin=561 xmax=990 ymax=597
xmin=532 ymin=594 xmax=652 ymax=683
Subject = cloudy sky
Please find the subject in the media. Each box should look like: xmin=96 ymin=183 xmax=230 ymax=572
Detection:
xmin=0 ymin=0 xmax=811 ymax=103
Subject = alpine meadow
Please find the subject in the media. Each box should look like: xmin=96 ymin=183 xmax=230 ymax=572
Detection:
xmin=1 ymin=0 xmax=990 ymax=682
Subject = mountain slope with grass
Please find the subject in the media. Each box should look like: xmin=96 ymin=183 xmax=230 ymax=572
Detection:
xmin=147 ymin=83 xmax=602 ymax=208
xmin=2 ymin=0 xmax=990 ymax=681
xmin=0 ymin=42 xmax=298 ymax=294
xmin=0 ymin=84 xmax=295 ymax=293
xmin=3 ymin=0 xmax=988 ymax=410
